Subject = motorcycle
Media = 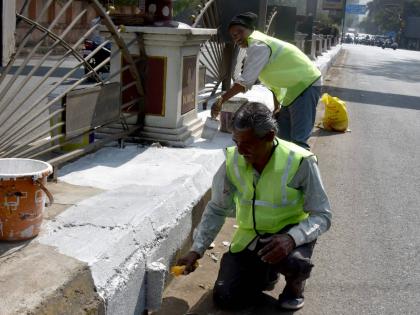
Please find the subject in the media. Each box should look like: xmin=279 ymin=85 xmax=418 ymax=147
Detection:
xmin=83 ymin=39 xmax=111 ymax=81
xmin=381 ymin=40 xmax=398 ymax=50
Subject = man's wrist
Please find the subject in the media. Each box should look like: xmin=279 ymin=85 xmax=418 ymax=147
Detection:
xmin=190 ymin=251 xmax=201 ymax=259
xmin=285 ymin=233 xmax=296 ymax=248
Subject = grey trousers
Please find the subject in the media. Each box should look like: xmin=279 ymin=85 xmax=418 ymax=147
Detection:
xmin=275 ymin=85 xmax=321 ymax=150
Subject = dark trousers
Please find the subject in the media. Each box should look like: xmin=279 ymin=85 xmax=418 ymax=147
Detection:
xmin=213 ymin=239 xmax=316 ymax=310
xmin=276 ymin=85 xmax=321 ymax=150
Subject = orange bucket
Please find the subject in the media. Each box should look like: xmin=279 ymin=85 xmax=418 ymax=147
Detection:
xmin=0 ymin=158 xmax=53 ymax=241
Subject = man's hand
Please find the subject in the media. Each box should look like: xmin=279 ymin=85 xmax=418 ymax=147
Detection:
xmin=257 ymin=234 xmax=296 ymax=264
xmin=211 ymin=97 xmax=224 ymax=119
xmin=176 ymin=251 xmax=201 ymax=274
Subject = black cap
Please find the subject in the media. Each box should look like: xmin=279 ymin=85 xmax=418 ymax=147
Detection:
xmin=228 ymin=12 xmax=258 ymax=30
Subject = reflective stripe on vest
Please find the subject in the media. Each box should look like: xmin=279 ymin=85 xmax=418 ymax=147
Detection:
xmin=226 ymin=138 xmax=313 ymax=253
xmin=248 ymin=31 xmax=321 ymax=106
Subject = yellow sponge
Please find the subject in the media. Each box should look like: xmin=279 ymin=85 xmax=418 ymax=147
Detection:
xmin=170 ymin=261 xmax=199 ymax=276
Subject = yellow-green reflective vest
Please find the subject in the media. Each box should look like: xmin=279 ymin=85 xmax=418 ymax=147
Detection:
xmin=226 ymin=138 xmax=313 ymax=253
xmin=248 ymin=31 xmax=321 ymax=106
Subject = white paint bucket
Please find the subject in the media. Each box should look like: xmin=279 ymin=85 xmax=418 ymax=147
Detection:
xmin=0 ymin=158 xmax=53 ymax=241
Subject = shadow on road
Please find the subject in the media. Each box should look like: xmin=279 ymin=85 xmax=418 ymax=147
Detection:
xmin=185 ymin=290 xmax=297 ymax=315
xmin=322 ymin=85 xmax=420 ymax=110
xmin=332 ymin=58 xmax=420 ymax=83
xmin=0 ymin=239 xmax=32 ymax=259
xmin=153 ymin=296 xmax=190 ymax=315
xmin=312 ymin=128 xmax=346 ymax=138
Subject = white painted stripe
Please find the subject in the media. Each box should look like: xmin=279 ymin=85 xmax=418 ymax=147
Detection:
xmin=233 ymin=149 xmax=247 ymax=191
xmin=239 ymin=198 xmax=299 ymax=208
xmin=281 ymin=151 xmax=295 ymax=206
xmin=270 ymin=45 xmax=284 ymax=63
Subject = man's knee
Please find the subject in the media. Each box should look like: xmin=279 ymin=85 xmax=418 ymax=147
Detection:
xmin=282 ymin=251 xmax=314 ymax=280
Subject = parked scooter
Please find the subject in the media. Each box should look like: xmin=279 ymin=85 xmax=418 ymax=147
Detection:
xmin=83 ymin=39 xmax=111 ymax=81
xmin=381 ymin=40 xmax=398 ymax=50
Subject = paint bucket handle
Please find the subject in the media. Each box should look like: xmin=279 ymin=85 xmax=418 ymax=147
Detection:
xmin=35 ymin=179 xmax=54 ymax=207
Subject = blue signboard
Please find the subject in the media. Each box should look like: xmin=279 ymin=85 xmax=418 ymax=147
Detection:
xmin=385 ymin=31 xmax=396 ymax=39
xmin=346 ymin=4 xmax=367 ymax=15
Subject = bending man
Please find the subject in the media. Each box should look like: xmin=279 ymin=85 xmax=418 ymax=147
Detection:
xmin=212 ymin=12 xmax=322 ymax=150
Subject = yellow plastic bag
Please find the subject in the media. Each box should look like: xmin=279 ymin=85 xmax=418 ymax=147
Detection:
xmin=320 ymin=93 xmax=349 ymax=132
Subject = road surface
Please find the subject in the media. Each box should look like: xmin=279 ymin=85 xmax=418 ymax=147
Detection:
xmin=154 ymin=44 xmax=420 ymax=315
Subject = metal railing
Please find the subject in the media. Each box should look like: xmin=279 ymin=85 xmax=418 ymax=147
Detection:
xmin=0 ymin=0 xmax=145 ymax=168
xmin=192 ymin=0 xmax=226 ymax=108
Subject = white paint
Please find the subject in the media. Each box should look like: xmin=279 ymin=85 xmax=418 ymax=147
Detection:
xmin=146 ymin=261 xmax=166 ymax=310
xmin=4 ymin=196 xmax=19 ymax=211
xmin=38 ymin=132 xmax=233 ymax=315
xmin=35 ymin=190 xmax=44 ymax=205
xmin=19 ymin=225 xmax=34 ymax=239
xmin=162 ymin=6 xmax=170 ymax=17
xmin=0 ymin=158 xmax=53 ymax=180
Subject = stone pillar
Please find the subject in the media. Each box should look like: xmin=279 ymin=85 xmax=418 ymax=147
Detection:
xmin=322 ymin=36 xmax=328 ymax=52
xmin=315 ymin=35 xmax=323 ymax=56
xmin=327 ymin=35 xmax=332 ymax=49
xmin=109 ymin=27 xmax=216 ymax=147
xmin=294 ymin=33 xmax=306 ymax=52
xmin=305 ymin=39 xmax=316 ymax=60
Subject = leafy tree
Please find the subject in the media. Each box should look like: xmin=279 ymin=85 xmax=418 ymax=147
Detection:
xmin=403 ymin=0 xmax=420 ymax=16
xmin=173 ymin=0 xmax=202 ymax=17
xmin=268 ymin=0 xmax=307 ymax=15
xmin=360 ymin=0 xmax=420 ymax=34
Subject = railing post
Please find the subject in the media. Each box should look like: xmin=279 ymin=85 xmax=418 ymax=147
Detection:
xmin=315 ymin=35 xmax=322 ymax=56
xmin=327 ymin=35 xmax=332 ymax=50
xmin=322 ymin=35 xmax=328 ymax=52
xmin=221 ymin=42 xmax=234 ymax=91
xmin=294 ymin=32 xmax=306 ymax=52
xmin=305 ymin=39 xmax=316 ymax=60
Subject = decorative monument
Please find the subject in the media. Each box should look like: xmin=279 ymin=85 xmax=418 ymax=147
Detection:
xmin=107 ymin=0 xmax=216 ymax=146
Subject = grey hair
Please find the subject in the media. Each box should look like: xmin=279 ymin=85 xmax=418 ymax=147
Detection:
xmin=231 ymin=102 xmax=278 ymax=138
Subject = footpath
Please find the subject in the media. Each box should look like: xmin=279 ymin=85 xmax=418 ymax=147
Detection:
xmin=0 ymin=45 xmax=342 ymax=315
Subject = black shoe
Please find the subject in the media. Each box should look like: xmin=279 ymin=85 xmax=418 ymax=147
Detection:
xmin=278 ymin=293 xmax=305 ymax=310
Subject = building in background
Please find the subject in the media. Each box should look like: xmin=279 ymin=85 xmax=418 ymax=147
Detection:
xmin=268 ymin=0 xmax=307 ymax=15
xmin=402 ymin=16 xmax=420 ymax=50
xmin=15 ymin=0 xmax=99 ymax=51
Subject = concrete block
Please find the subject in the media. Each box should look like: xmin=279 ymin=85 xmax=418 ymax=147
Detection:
xmin=0 ymin=243 xmax=104 ymax=315
xmin=146 ymin=262 xmax=167 ymax=311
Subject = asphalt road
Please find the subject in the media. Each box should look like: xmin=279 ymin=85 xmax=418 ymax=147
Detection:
xmin=309 ymin=44 xmax=420 ymax=315
xmin=154 ymin=45 xmax=420 ymax=315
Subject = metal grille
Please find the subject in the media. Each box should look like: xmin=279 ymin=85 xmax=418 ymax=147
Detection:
xmin=0 ymin=0 xmax=145 ymax=167
xmin=192 ymin=0 xmax=226 ymax=107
